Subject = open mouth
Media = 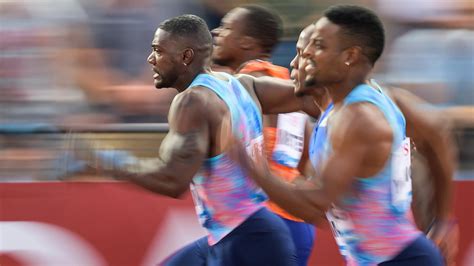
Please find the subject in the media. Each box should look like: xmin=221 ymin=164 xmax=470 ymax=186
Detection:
xmin=212 ymin=36 xmax=222 ymax=47
xmin=305 ymin=62 xmax=316 ymax=74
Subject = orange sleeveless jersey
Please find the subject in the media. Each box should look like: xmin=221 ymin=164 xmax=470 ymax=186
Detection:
xmin=239 ymin=60 xmax=304 ymax=222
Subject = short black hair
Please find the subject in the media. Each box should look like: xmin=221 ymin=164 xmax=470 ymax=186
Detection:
xmin=323 ymin=5 xmax=385 ymax=65
xmin=159 ymin=14 xmax=212 ymax=49
xmin=240 ymin=5 xmax=283 ymax=54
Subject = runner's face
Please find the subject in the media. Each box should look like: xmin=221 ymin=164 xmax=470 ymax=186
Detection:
xmin=211 ymin=8 xmax=248 ymax=67
xmin=290 ymin=25 xmax=314 ymax=96
xmin=302 ymin=17 xmax=349 ymax=88
xmin=147 ymin=29 xmax=182 ymax=89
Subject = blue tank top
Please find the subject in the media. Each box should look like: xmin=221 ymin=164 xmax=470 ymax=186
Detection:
xmin=309 ymin=103 xmax=334 ymax=172
xmin=187 ymin=73 xmax=267 ymax=245
xmin=322 ymin=83 xmax=421 ymax=265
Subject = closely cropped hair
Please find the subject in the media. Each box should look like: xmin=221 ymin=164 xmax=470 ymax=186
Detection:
xmin=323 ymin=5 xmax=385 ymax=65
xmin=241 ymin=5 xmax=283 ymax=54
xmin=159 ymin=14 xmax=212 ymax=48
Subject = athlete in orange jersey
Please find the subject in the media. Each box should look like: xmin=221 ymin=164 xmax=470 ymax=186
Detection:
xmin=212 ymin=6 xmax=317 ymax=265
xmin=239 ymin=60 xmax=310 ymax=222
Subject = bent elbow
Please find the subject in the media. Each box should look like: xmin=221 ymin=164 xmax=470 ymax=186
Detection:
xmin=301 ymin=211 xmax=327 ymax=226
xmin=299 ymin=204 xmax=329 ymax=226
xmin=142 ymin=180 xmax=188 ymax=199
xmin=167 ymin=190 xmax=186 ymax=199
xmin=163 ymin=185 xmax=188 ymax=199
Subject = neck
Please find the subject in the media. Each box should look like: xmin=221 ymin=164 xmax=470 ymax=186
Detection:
xmin=327 ymin=80 xmax=361 ymax=106
xmin=327 ymin=66 xmax=371 ymax=106
xmin=175 ymin=65 xmax=212 ymax=93
xmin=311 ymin=88 xmax=331 ymax=112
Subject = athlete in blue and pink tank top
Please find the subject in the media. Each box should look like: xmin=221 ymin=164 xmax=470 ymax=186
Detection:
xmin=89 ymin=71 xmax=298 ymax=265
xmin=324 ymin=84 xmax=420 ymax=265
xmin=188 ymin=73 xmax=267 ymax=244
xmin=237 ymin=6 xmax=446 ymax=265
xmin=162 ymin=72 xmax=297 ymax=266
xmin=65 ymin=13 xmax=305 ymax=266
xmin=308 ymin=84 xmax=443 ymax=265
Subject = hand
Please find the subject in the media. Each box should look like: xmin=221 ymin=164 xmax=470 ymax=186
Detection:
xmin=427 ymin=219 xmax=459 ymax=266
xmin=227 ymin=137 xmax=272 ymax=183
xmin=59 ymin=132 xmax=100 ymax=179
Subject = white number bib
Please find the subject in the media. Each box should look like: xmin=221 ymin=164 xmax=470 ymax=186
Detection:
xmin=391 ymin=138 xmax=412 ymax=210
xmin=326 ymin=205 xmax=355 ymax=258
xmin=272 ymin=113 xmax=307 ymax=168
xmin=246 ymin=135 xmax=264 ymax=160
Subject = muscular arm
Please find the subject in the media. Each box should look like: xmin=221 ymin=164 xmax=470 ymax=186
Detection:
xmin=389 ymin=88 xmax=455 ymax=220
xmin=236 ymin=74 xmax=320 ymax=117
xmin=245 ymin=104 xmax=390 ymax=224
xmin=388 ymin=87 xmax=458 ymax=264
xmin=112 ymin=89 xmax=210 ymax=198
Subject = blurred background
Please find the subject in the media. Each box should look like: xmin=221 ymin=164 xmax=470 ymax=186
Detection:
xmin=0 ymin=0 xmax=472 ymax=181
xmin=0 ymin=1 xmax=472 ymax=265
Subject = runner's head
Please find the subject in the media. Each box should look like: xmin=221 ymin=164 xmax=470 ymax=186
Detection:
xmin=211 ymin=5 xmax=283 ymax=69
xmin=303 ymin=5 xmax=385 ymax=88
xmin=291 ymin=24 xmax=316 ymax=96
xmin=147 ymin=14 xmax=212 ymax=90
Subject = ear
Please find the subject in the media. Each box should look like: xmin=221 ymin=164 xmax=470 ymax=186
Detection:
xmin=342 ymin=46 xmax=363 ymax=66
xmin=239 ymin=36 xmax=257 ymax=50
xmin=182 ymin=48 xmax=195 ymax=66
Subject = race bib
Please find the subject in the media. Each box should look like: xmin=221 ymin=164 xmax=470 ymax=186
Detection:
xmin=391 ymin=138 xmax=412 ymax=211
xmin=326 ymin=205 xmax=355 ymax=258
xmin=189 ymin=183 xmax=209 ymax=226
xmin=246 ymin=135 xmax=264 ymax=161
xmin=272 ymin=113 xmax=307 ymax=168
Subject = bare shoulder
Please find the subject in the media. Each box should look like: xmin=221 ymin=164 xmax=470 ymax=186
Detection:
xmin=235 ymin=74 xmax=256 ymax=90
xmin=386 ymin=86 xmax=452 ymax=140
xmin=386 ymin=86 xmax=426 ymax=106
xmin=171 ymin=87 xmax=209 ymax=112
xmin=330 ymin=103 xmax=394 ymax=177
xmin=338 ymin=102 xmax=393 ymax=142
xmin=169 ymin=87 xmax=212 ymax=130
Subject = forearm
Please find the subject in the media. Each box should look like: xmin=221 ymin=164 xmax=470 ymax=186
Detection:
xmin=253 ymin=77 xmax=319 ymax=115
xmin=117 ymin=169 xmax=187 ymax=198
xmin=254 ymin=173 xmax=327 ymax=224
xmin=390 ymin=87 xmax=455 ymax=219
xmin=290 ymin=175 xmax=309 ymax=186
xmin=421 ymin=143 xmax=455 ymax=220
xmin=97 ymin=151 xmax=187 ymax=198
xmin=414 ymin=122 xmax=456 ymax=220
xmin=297 ymin=153 xmax=317 ymax=178
xmin=265 ymin=95 xmax=319 ymax=116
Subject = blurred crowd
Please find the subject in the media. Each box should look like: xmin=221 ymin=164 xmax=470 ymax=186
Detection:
xmin=0 ymin=0 xmax=473 ymax=180
xmin=0 ymin=0 xmax=226 ymax=127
